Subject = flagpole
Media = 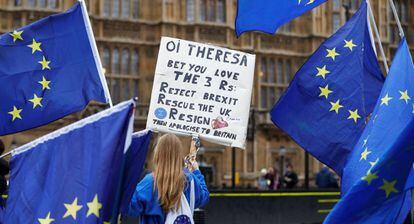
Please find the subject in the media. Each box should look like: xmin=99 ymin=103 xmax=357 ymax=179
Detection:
xmin=386 ymin=1 xmax=411 ymax=223
xmin=388 ymin=0 xmax=405 ymax=38
xmin=366 ymin=0 xmax=389 ymax=73
xmin=78 ymin=0 xmax=114 ymax=108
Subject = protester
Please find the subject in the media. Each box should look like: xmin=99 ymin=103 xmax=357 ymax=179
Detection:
xmin=316 ymin=166 xmax=338 ymax=189
xmin=264 ymin=167 xmax=275 ymax=190
xmin=0 ymin=140 xmax=9 ymax=208
xmin=129 ymin=134 xmax=209 ymax=224
xmin=284 ymin=164 xmax=298 ymax=189
xmin=257 ymin=168 xmax=268 ymax=190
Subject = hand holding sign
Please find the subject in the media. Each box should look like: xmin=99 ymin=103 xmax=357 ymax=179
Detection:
xmin=146 ymin=37 xmax=255 ymax=149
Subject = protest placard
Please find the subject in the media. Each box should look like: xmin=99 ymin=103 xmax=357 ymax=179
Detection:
xmin=146 ymin=37 xmax=255 ymax=149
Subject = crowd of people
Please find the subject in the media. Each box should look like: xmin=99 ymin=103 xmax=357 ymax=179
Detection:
xmin=257 ymin=164 xmax=338 ymax=190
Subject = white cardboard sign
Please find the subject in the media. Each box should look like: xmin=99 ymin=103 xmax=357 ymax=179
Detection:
xmin=146 ymin=37 xmax=255 ymax=149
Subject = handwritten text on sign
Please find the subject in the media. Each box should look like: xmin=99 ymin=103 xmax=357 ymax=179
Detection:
xmin=146 ymin=37 xmax=255 ymax=149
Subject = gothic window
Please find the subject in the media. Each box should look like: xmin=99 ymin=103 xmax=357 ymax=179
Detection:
xmin=207 ymin=0 xmax=215 ymax=22
xmin=333 ymin=0 xmax=341 ymax=11
xmin=121 ymin=49 xmax=130 ymax=74
xmin=112 ymin=48 xmax=120 ymax=74
xmin=28 ymin=0 xmax=36 ymax=7
xmin=133 ymin=0 xmax=140 ymax=19
xmin=38 ymin=0 xmax=46 ymax=7
xmin=276 ymin=60 xmax=283 ymax=84
xmin=187 ymin=0 xmax=195 ymax=22
xmin=217 ymin=0 xmax=226 ymax=22
xmin=48 ymin=0 xmax=58 ymax=9
xmin=113 ymin=0 xmax=120 ymax=17
xmin=103 ymin=0 xmax=111 ymax=17
xmin=131 ymin=50 xmax=139 ymax=74
xmin=200 ymin=0 xmax=206 ymax=21
xmin=14 ymin=0 xmax=22 ymax=6
xmin=122 ymin=0 xmax=130 ymax=18
xmin=102 ymin=48 xmax=110 ymax=72
xmin=332 ymin=14 xmax=341 ymax=32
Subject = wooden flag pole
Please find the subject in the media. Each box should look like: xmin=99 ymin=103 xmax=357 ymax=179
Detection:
xmin=366 ymin=0 xmax=389 ymax=73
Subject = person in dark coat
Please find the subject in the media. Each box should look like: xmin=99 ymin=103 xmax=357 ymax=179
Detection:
xmin=284 ymin=164 xmax=298 ymax=189
xmin=316 ymin=166 xmax=338 ymax=188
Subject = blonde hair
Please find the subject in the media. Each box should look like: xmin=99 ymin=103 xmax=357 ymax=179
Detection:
xmin=153 ymin=134 xmax=186 ymax=212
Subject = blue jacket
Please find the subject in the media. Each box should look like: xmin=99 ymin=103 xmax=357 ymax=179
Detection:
xmin=128 ymin=170 xmax=209 ymax=224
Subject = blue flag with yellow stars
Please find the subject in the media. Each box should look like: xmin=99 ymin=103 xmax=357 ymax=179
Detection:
xmin=235 ymin=0 xmax=327 ymax=37
xmin=325 ymin=39 xmax=414 ymax=224
xmin=270 ymin=1 xmax=385 ymax=174
xmin=2 ymin=100 xmax=137 ymax=224
xmin=119 ymin=130 xmax=152 ymax=216
xmin=0 ymin=1 xmax=110 ymax=136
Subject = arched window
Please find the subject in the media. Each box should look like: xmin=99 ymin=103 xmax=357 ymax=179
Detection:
xmin=112 ymin=48 xmax=120 ymax=74
xmin=333 ymin=0 xmax=341 ymax=10
xmin=217 ymin=0 xmax=225 ymax=23
xmin=103 ymin=0 xmax=111 ymax=17
xmin=131 ymin=50 xmax=139 ymax=75
xmin=121 ymin=49 xmax=130 ymax=74
xmin=102 ymin=48 xmax=110 ymax=73
xmin=187 ymin=0 xmax=195 ymax=22
xmin=122 ymin=0 xmax=130 ymax=18
xmin=113 ymin=0 xmax=120 ymax=17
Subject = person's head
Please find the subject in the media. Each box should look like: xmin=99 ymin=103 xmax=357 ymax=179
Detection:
xmin=153 ymin=133 xmax=185 ymax=212
xmin=267 ymin=167 xmax=274 ymax=174
xmin=286 ymin=164 xmax=293 ymax=172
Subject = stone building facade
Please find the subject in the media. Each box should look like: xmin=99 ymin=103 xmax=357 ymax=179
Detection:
xmin=0 ymin=0 xmax=413 ymax=188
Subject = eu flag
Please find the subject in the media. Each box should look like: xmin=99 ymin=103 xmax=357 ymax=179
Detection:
xmin=235 ymin=0 xmax=327 ymax=37
xmin=0 ymin=1 xmax=110 ymax=136
xmin=325 ymin=39 xmax=414 ymax=223
xmin=2 ymin=100 xmax=135 ymax=223
xmin=270 ymin=1 xmax=384 ymax=174
xmin=119 ymin=130 xmax=152 ymax=215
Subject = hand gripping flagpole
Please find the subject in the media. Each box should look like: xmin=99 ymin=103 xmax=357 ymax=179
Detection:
xmin=366 ymin=0 xmax=389 ymax=73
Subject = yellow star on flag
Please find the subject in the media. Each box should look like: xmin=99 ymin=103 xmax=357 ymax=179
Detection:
xmin=63 ymin=197 xmax=83 ymax=220
xmin=87 ymin=194 xmax=102 ymax=218
xmin=29 ymin=94 xmax=43 ymax=109
xmin=361 ymin=171 xmax=378 ymax=185
xmin=344 ymin=39 xmax=357 ymax=51
xmin=319 ymin=85 xmax=333 ymax=99
xmin=10 ymin=30 xmax=24 ymax=42
xmin=379 ymin=179 xmax=398 ymax=198
xmin=348 ymin=109 xmax=361 ymax=123
xmin=363 ymin=137 xmax=369 ymax=146
xmin=329 ymin=100 xmax=344 ymax=114
xmin=360 ymin=148 xmax=371 ymax=161
xmin=316 ymin=65 xmax=330 ymax=79
xmin=381 ymin=93 xmax=393 ymax=106
xmin=306 ymin=0 xmax=315 ymax=5
xmin=38 ymin=212 xmax=55 ymax=224
xmin=399 ymin=90 xmax=411 ymax=104
xmin=369 ymin=158 xmax=379 ymax=169
xmin=27 ymin=38 xmax=42 ymax=54
xmin=326 ymin=48 xmax=340 ymax=61
xmin=38 ymin=76 xmax=51 ymax=90
xmin=39 ymin=56 xmax=51 ymax=70
xmin=8 ymin=106 xmax=22 ymax=121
